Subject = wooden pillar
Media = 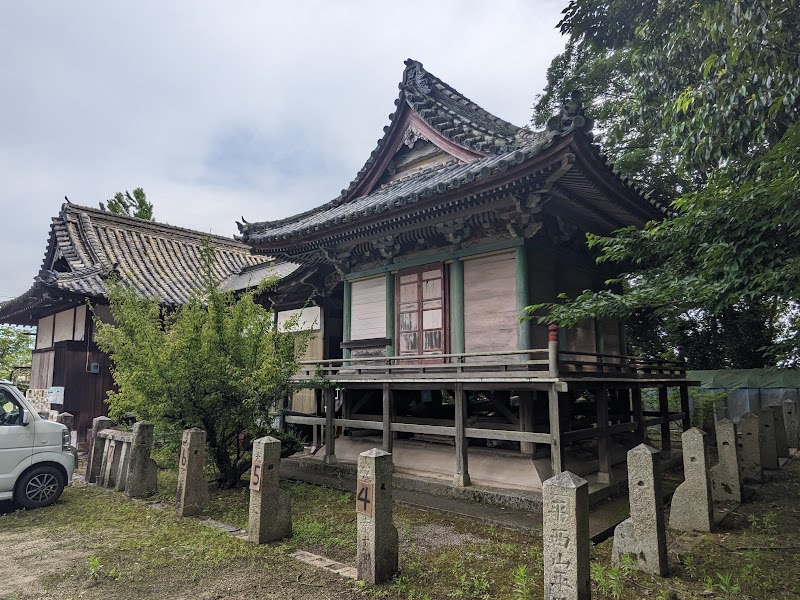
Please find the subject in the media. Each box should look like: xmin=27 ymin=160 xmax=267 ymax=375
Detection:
xmin=658 ymin=386 xmax=671 ymax=458
xmin=342 ymin=280 xmax=352 ymax=360
xmin=679 ymin=384 xmax=691 ymax=431
xmin=514 ymin=244 xmax=531 ymax=351
xmin=382 ymin=383 xmax=394 ymax=453
xmin=518 ymin=392 xmax=535 ymax=455
xmin=453 ymin=383 xmax=470 ymax=487
xmin=324 ymin=387 xmax=337 ymax=465
xmin=596 ymin=385 xmax=613 ymax=484
xmin=450 ymin=258 xmax=465 ymax=355
xmin=618 ymin=318 xmax=628 ymax=356
xmin=594 ymin=318 xmax=604 ymax=355
xmin=632 ymin=386 xmax=645 ymax=443
xmin=549 ymin=384 xmax=565 ymax=475
xmin=385 ymin=273 xmax=395 ymax=357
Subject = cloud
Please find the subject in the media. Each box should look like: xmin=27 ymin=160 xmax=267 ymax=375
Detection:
xmin=0 ymin=0 xmax=567 ymax=298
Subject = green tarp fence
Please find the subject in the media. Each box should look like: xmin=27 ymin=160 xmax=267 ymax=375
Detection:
xmin=688 ymin=369 xmax=800 ymax=389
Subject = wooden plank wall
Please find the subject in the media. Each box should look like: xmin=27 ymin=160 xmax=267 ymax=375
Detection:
xmin=350 ymin=276 xmax=386 ymax=340
xmin=463 ymin=251 xmax=517 ymax=358
xmin=30 ymin=351 xmax=54 ymax=389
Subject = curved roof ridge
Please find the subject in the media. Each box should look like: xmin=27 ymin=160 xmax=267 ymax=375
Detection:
xmin=62 ymin=202 xmax=250 ymax=249
xmin=239 ymin=59 xmax=525 ymax=236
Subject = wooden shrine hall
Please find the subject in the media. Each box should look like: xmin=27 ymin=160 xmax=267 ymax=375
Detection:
xmin=239 ymin=59 xmax=692 ymax=492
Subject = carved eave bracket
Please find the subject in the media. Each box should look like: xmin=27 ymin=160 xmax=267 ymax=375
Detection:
xmin=373 ymin=235 xmax=401 ymax=263
xmin=436 ymin=218 xmax=471 ymax=250
xmin=497 ymin=193 xmax=546 ymax=239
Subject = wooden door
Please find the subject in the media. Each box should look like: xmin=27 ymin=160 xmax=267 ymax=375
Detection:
xmin=396 ymin=265 xmax=446 ymax=360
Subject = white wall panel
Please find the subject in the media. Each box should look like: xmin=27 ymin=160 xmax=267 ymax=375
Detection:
xmin=351 ymin=276 xmax=386 ymax=340
xmin=36 ymin=315 xmax=54 ymax=349
xmin=53 ymin=308 xmax=75 ymax=343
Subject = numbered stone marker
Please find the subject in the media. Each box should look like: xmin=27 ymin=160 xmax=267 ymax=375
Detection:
xmin=248 ymin=436 xmax=291 ymax=544
xmin=759 ymin=407 xmax=779 ymax=470
xmin=125 ymin=421 xmax=158 ymax=498
xmin=710 ymin=419 xmax=742 ymax=503
xmin=86 ymin=416 xmax=112 ymax=483
xmin=612 ymin=444 xmax=668 ymax=576
xmin=783 ymin=399 xmax=798 ymax=449
xmin=542 ymin=471 xmax=590 ymax=600
xmin=176 ymin=428 xmax=209 ymax=517
xmin=670 ymin=428 xmax=714 ymax=532
xmin=738 ymin=412 xmax=763 ymax=484
xmin=356 ymin=448 xmax=398 ymax=584
xmin=771 ymin=404 xmax=790 ymax=459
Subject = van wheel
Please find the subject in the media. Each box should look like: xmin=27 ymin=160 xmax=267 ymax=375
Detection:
xmin=15 ymin=466 xmax=65 ymax=509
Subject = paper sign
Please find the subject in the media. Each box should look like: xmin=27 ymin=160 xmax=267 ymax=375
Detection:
xmin=355 ymin=479 xmax=373 ymax=517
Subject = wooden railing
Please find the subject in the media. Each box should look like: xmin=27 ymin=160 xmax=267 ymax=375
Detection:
xmin=292 ymin=347 xmax=686 ymax=382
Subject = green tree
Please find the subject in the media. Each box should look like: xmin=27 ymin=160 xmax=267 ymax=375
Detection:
xmin=99 ymin=188 xmax=154 ymax=220
xmin=0 ymin=326 xmax=33 ymax=381
xmin=529 ymin=0 xmax=800 ymax=364
xmin=93 ymin=242 xmax=309 ymax=488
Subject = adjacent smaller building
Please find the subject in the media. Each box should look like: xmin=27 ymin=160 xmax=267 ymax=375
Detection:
xmin=0 ymin=202 xmax=297 ymax=445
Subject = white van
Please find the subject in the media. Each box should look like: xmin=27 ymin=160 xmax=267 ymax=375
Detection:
xmin=0 ymin=380 xmax=75 ymax=508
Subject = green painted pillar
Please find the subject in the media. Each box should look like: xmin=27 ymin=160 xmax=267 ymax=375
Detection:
xmin=343 ymin=279 xmax=352 ymax=360
xmin=450 ymin=259 xmax=465 ymax=354
xmin=515 ymin=244 xmax=531 ymax=351
xmin=385 ymin=272 xmax=395 ymax=357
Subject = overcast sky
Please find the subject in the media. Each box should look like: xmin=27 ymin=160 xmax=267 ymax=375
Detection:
xmin=0 ymin=1 xmax=567 ymax=300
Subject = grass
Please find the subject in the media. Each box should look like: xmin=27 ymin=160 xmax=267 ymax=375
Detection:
xmin=3 ymin=452 xmax=800 ymax=599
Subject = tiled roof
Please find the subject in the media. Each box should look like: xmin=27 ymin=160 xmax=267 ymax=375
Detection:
xmin=0 ymin=203 xmax=299 ymax=324
xmin=238 ymin=61 xmax=666 ymax=249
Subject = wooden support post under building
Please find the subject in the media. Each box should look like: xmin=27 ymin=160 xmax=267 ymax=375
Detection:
xmin=453 ymin=383 xmax=470 ymax=487
xmin=596 ymin=385 xmax=614 ymax=484
xmin=382 ymin=383 xmax=394 ymax=453
xmin=632 ymin=386 xmax=645 ymax=444
xmin=324 ymin=387 xmax=337 ymax=465
xmin=518 ymin=392 xmax=536 ymax=455
xmin=658 ymin=387 xmax=671 ymax=458
xmin=549 ymin=384 xmax=565 ymax=475
xmin=679 ymin=384 xmax=691 ymax=431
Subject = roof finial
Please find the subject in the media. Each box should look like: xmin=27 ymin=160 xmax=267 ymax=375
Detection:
xmin=546 ymin=89 xmax=593 ymax=135
xmin=402 ymin=59 xmax=430 ymax=94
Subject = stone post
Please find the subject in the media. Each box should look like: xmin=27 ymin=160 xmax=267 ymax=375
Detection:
xmin=56 ymin=412 xmax=74 ymax=435
xmin=356 ymin=448 xmax=398 ymax=584
xmin=86 ymin=416 xmax=112 ymax=483
xmin=783 ymin=398 xmax=798 ymax=449
xmin=759 ymin=407 xmax=779 ymax=470
xmin=612 ymin=444 xmax=668 ymax=576
xmin=125 ymin=422 xmax=158 ymax=498
xmin=543 ymin=471 xmax=590 ymax=600
xmin=669 ymin=428 xmax=714 ymax=532
xmin=738 ymin=412 xmax=763 ymax=483
xmin=710 ymin=419 xmax=742 ymax=503
xmin=176 ymin=428 xmax=209 ymax=517
xmin=770 ymin=404 xmax=790 ymax=459
xmin=248 ymin=436 xmax=292 ymax=544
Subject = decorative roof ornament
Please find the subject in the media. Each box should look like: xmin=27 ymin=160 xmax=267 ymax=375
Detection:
xmin=402 ymin=59 xmax=431 ymax=94
xmin=400 ymin=124 xmax=429 ymax=150
xmin=547 ymin=90 xmax=594 ymax=136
